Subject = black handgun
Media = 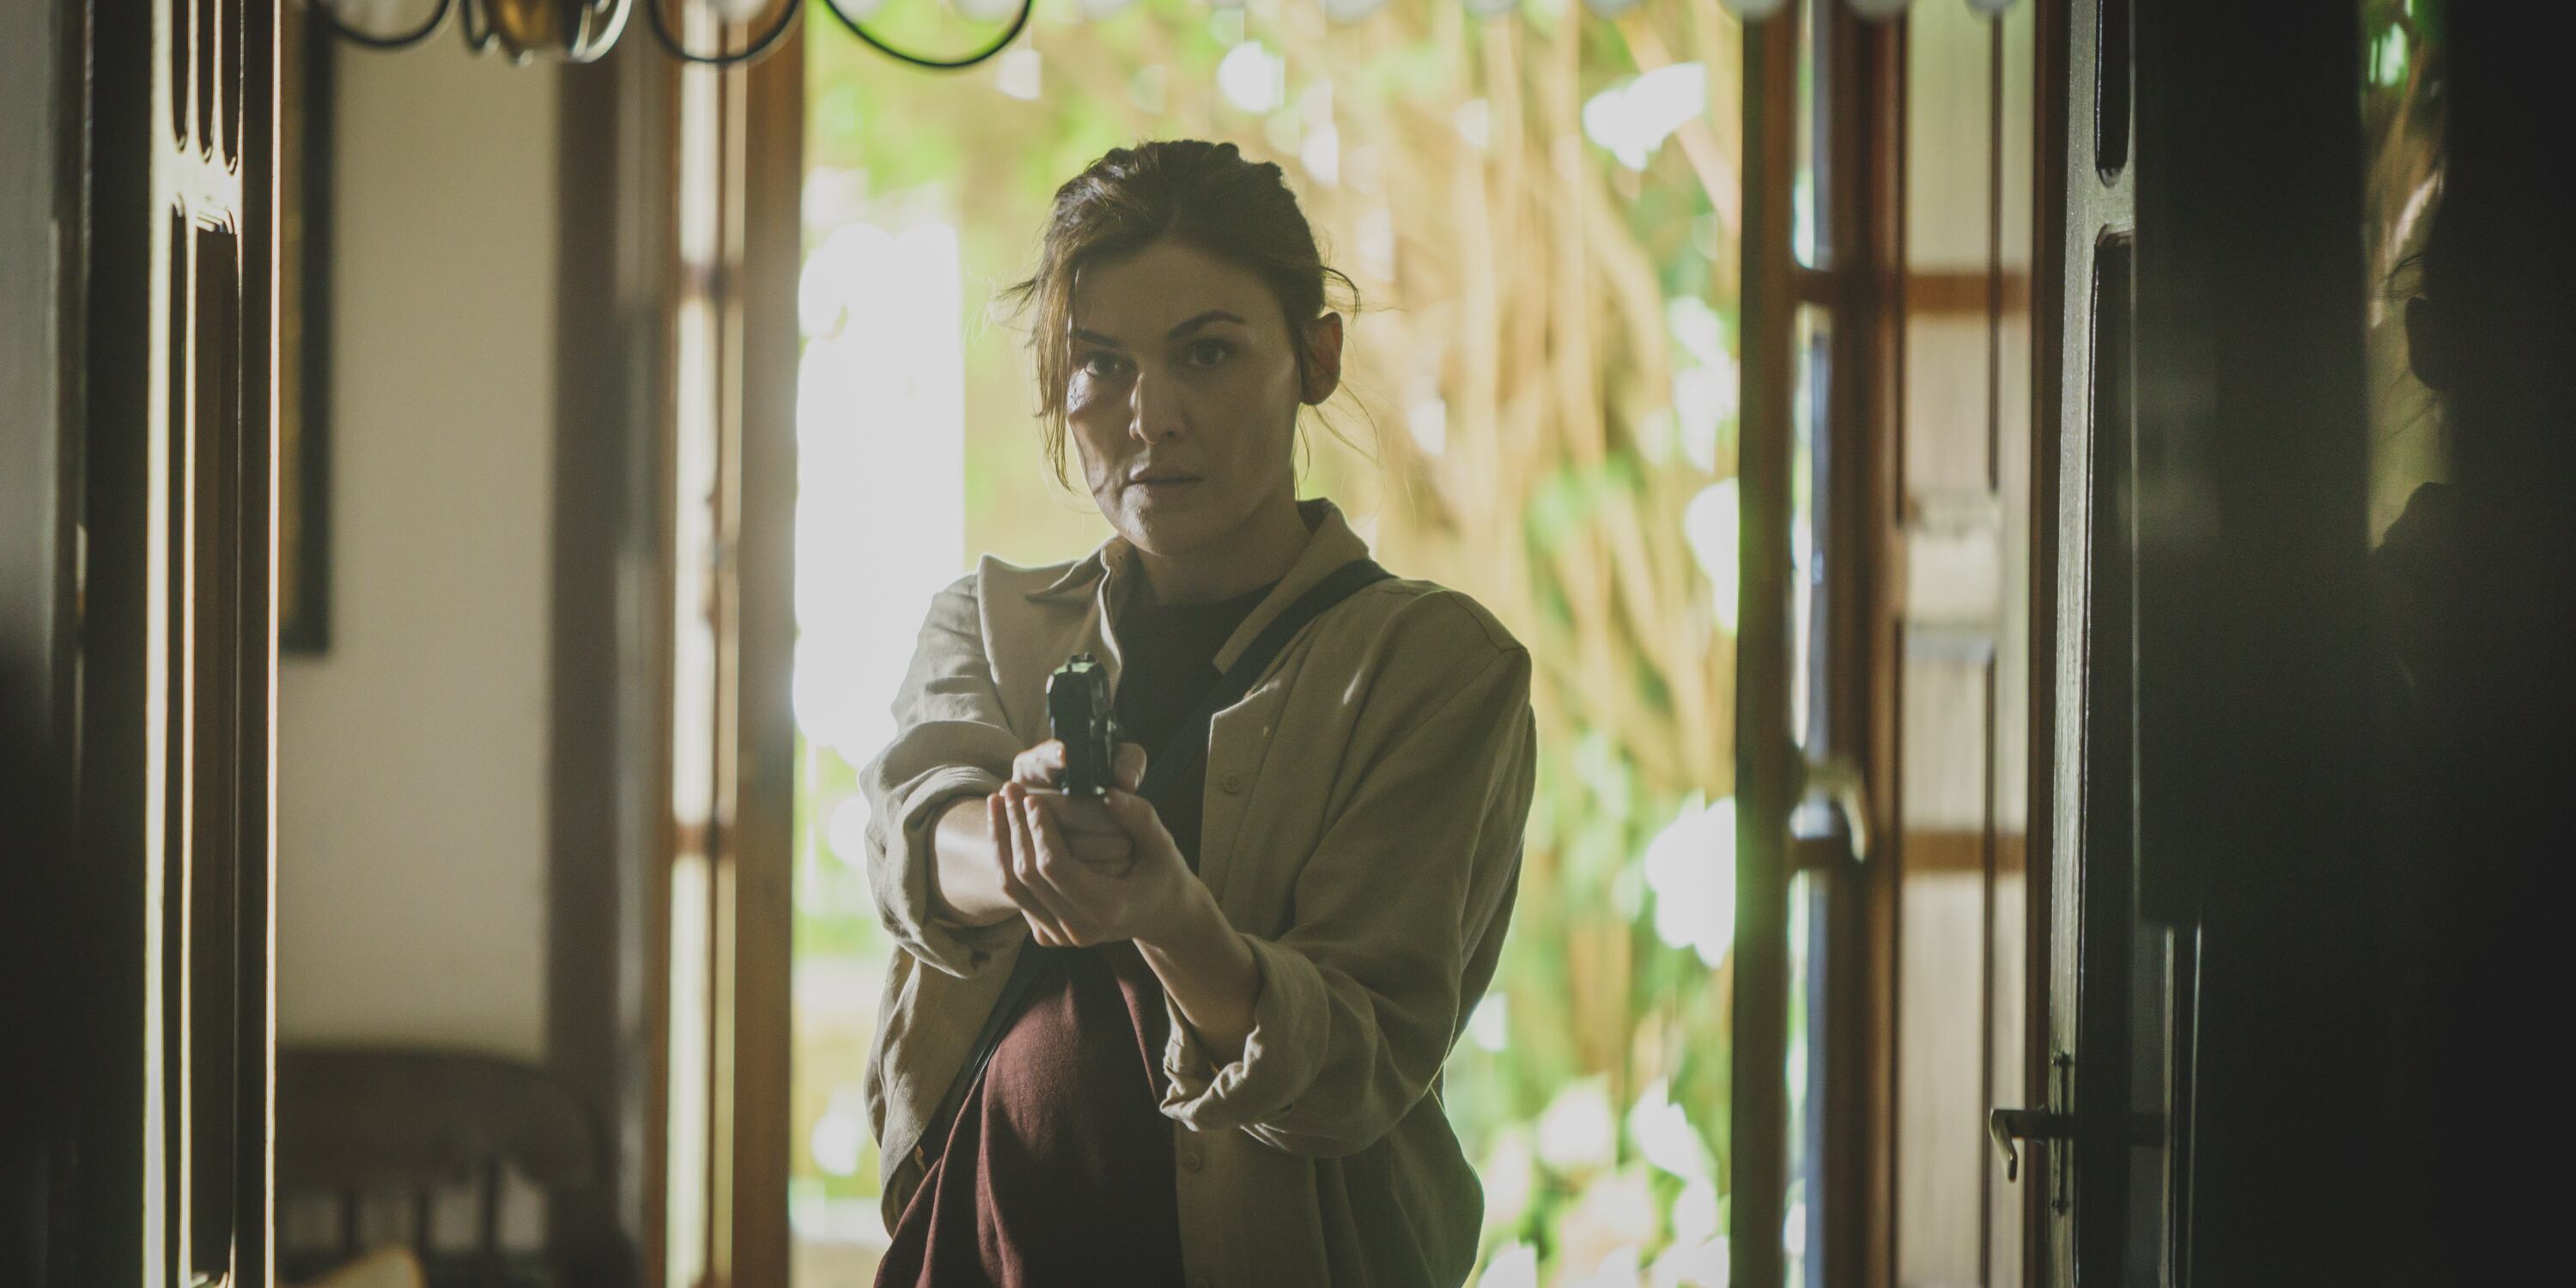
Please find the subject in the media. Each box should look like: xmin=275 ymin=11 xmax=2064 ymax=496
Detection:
xmin=1047 ymin=653 xmax=1121 ymax=798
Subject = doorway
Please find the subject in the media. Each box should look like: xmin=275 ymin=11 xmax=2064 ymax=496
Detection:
xmin=783 ymin=4 xmax=1751 ymax=1284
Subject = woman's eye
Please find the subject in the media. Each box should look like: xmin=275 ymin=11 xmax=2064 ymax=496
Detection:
xmin=1182 ymin=339 xmax=1233 ymax=369
xmin=1077 ymin=352 xmax=1128 ymax=380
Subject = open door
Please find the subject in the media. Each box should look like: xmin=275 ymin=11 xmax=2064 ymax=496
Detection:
xmin=2016 ymin=3 xmax=2380 ymax=1283
xmin=2016 ymin=0 xmax=2191 ymax=1275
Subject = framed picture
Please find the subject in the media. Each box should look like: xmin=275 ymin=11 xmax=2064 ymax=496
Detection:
xmin=280 ymin=13 xmax=332 ymax=653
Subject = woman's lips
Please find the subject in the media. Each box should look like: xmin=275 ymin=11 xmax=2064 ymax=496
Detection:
xmin=1130 ymin=475 xmax=1202 ymax=491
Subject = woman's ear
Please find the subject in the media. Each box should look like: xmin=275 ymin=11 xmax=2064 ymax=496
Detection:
xmin=1300 ymin=312 xmax=1346 ymax=406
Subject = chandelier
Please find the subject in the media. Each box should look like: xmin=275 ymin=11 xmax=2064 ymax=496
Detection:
xmin=313 ymin=0 xmax=1034 ymax=69
xmin=314 ymin=0 xmax=2025 ymax=70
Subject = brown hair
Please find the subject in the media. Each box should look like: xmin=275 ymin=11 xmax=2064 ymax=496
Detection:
xmin=1002 ymin=140 xmax=1360 ymax=486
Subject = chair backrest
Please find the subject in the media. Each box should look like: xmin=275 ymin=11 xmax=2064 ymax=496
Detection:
xmin=276 ymin=1045 xmax=602 ymax=1285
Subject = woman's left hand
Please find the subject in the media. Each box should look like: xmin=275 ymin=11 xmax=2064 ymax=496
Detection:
xmin=997 ymin=780 xmax=1204 ymax=951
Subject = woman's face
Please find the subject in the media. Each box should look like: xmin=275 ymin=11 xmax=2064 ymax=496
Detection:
xmin=1064 ymin=240 xmax=1340 ymax=562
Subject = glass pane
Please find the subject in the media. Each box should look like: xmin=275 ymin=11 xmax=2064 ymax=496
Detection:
xmin=1790 ymin=304 xmax=1830 ymax=759
xmin=2072 ymin=233 xmax=2178 ymax=1283
xmin=1784 ymin=868 xmax=1825 ymax=1288
xmin=1794 ymin=0 xmax=1828 ymax=269
xmin=2093 ymin=0 xmax=2131 ymax=179
xmin=1783 ymin=296 xmax=1828 ymax=1288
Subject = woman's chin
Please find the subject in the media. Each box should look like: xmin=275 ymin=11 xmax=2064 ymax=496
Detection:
xmin=1113 ymin=501 xmax=1228 ymax=560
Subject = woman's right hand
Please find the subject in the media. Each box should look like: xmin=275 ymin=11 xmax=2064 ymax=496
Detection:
xmin=927 ymin=739 xmax=1144 ymax=930
xmin=1002 ymin=739 xmax=1148 ymax=873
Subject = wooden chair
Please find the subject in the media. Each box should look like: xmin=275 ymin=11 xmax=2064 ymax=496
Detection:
xmin=276 ymin=1046 xmax=605 ymax=1288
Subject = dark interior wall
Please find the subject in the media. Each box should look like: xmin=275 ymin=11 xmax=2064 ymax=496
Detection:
xmin=6 ymin=5 xmax=174 ymax=1283
xmin=0 ymin=0 xmax=74 ymax=1279
xmin=2372 ymin=8 xmax=2576 ymax=1280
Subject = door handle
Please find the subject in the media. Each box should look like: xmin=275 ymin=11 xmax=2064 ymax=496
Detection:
xmin=1793 ymin=753 xmax=1871 ymax=864
xmin=1989 ymin=1106 xmax=2075 ymax=1182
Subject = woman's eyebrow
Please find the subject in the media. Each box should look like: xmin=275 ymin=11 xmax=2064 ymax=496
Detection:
xmin=1072 ymin=312 xmax=1248 ymax=351
xmin=1167 ymin=311 xmax=1249 ymax=340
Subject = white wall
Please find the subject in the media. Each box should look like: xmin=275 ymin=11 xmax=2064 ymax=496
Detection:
xmin=277 ymin=41 xmax=559 ymax=1060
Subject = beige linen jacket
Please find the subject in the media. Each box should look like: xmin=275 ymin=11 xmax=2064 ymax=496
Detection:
xmin=859 ymin=499 xmax=1534 ymax=1288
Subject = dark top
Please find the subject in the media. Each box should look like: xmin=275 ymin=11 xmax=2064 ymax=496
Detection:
xmin=873 ymin=577 xmax=1275 ymax=1288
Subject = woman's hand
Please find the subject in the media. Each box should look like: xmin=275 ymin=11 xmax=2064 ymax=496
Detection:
xmin=995 ymin=744 xmax=1262 ymax=1062
xmin=1005 ymin=739 xmax=1146 ymax=874
xmin=922 ymin=740 xmax=1144 ymax=931
xmin=992 ymin=769 xmax=1201 ymax=951
xmin=1011 ymin=738 xmax=1150 ymax=794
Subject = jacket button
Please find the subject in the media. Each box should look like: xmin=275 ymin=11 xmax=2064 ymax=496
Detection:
xmin=1182 ymin=1151 xmax=1204 ymax=1173
xmin=1220 ymin=771 xmax=1246 ymax=794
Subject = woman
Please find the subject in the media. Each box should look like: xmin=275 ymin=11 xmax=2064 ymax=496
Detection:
xmin=860 ymin=140 xmax=1535 ymax=1288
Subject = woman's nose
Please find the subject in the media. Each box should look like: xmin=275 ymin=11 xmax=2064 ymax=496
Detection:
xmin=1127 ymin=369 xmax=1185 ymax=441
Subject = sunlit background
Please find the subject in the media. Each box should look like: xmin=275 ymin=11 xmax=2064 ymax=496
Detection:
xmin=785 ymin=2 xmax=1747 ymax=1283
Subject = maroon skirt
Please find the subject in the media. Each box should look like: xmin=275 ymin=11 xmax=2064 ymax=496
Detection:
xmin=874 ymin=942 xmax=1188 ymax=1288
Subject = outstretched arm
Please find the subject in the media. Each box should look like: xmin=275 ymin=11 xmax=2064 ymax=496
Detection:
xmin=927 ymin=795 xmax=1019 ymax=927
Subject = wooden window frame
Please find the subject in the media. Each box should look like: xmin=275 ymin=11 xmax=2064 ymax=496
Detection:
xmin=1745 ymin=4 xmax=2057 ymax=1286
xmin=1737 ymin=3 xmax=1906 ymax=1285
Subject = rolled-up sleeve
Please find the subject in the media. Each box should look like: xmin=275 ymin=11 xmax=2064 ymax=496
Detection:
xmin=1159 ymin=626 xmax=1536 ymax=1157
xmin=858 ymin=574 xmax=1030 ymax=979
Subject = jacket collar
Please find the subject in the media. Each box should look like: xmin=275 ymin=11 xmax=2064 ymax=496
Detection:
xmin=1025 ymin=546 xmax=1115 ymax=604
xmin=1026 ymin=497 xmax=1376 ymax=673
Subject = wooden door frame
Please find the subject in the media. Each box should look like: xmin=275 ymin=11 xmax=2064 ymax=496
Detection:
xmin=541 ymin=28 xmax=803 ymax=1288
xmin=545 ymin=34 xmax=685 ymax=1285
xmin=1733 ymin=15 xmax=1801 ymax=1286
xmin=1820 ymin=11 xmax=1905 ymax=1287
xmin=640 ymin=27 xmax=801 ymax=1288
